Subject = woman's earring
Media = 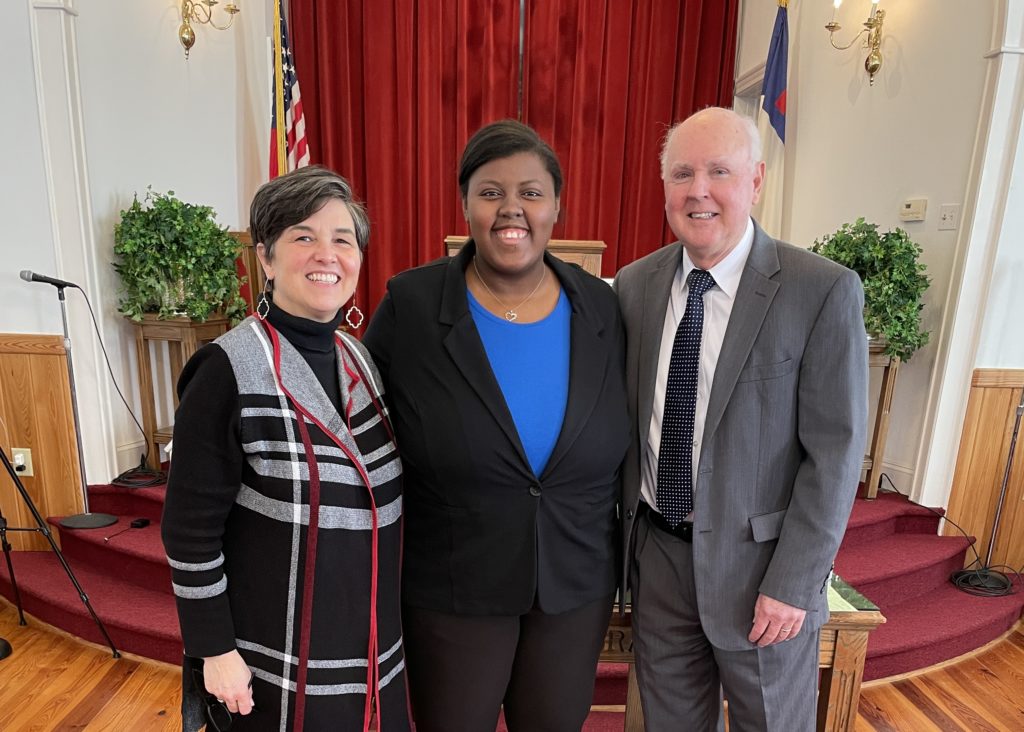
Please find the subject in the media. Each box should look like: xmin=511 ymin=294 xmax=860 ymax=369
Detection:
xmin=345 ymin=298 xmax=364 ymax=329
xmin=257 ymin=279 xmax=273 ymax=320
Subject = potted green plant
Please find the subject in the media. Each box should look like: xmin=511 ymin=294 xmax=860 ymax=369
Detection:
xmin=811 ymin=218 xmax=930 ymax=361
xmin=113 ymin=187 xmax=247 ymax=323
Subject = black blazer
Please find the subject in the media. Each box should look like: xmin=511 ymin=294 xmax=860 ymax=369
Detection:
xmin=363 ymin=243 xmax=629 ymax=616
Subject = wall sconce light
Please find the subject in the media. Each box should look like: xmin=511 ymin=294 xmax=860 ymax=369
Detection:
xmin=179 ymin=1 xmax=241 ymax=60
xmin=825 ymin=0 xmax=885 ymax=85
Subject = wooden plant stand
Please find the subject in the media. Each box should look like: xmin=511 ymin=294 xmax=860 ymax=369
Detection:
xmin=130 ymin=314 xmax=230 ymax=468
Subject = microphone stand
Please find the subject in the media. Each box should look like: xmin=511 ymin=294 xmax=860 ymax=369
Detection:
xmin=0 ymin=445 xmax=119 ymax=659
xmin=952 ymin=387 xmax=1024 ymax=593
xmin=0 ymin=506 xmax=20 ymax=660
xmin=50 ymin=283 xmax=116 ymax=529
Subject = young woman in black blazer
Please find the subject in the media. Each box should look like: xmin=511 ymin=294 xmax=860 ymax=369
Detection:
xmin=363 ymin=121 xmax=629 ymax=732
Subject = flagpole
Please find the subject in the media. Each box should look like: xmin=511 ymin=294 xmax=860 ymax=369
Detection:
xmin=273 ymin=0 xmax=287 ymax=176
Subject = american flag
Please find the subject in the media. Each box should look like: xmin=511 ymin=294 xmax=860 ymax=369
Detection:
xmin=269 ymin=0 xmax=309 ymax=178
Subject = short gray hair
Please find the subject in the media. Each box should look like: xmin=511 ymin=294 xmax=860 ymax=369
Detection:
xmin=249 ymin=166 xmax=370 ymax=260
xmin=659 ymin=107 xmax=763 ymax=179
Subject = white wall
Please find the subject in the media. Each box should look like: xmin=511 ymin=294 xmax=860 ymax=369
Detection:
xmin=77 ymin=0 xmax=242 ymax=466
xmin=0 ymin=0 xmax=62 ymax=336
xmin=737 ymin=0 xmax=995 ymax=496
xmin=736 ymin=0 xmax=776 ymax=82
xmin=0 ymin=0 xmax=269 ymax=480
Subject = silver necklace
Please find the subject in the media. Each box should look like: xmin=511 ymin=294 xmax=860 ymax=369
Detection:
xmin=472 ymin=257 xmax=546 ymax=322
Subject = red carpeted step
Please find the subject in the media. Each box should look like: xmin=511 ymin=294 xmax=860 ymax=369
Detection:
xmin=593 ymin=662 xmax=629 ymax=705
xmin=835 ymin=533 xmax=974 ymax=607
xmin=87 ymin=484 xmax=166 ymax=523
xmin=49 ymin=516 xmax=173 ymax=596
xmin=863 ymin=579 xmax=1024 ymax=681
xmin=0 ymin=551 xmax=182 ymax=664
xmin=840 ymin=491 xmax=942 ymax=551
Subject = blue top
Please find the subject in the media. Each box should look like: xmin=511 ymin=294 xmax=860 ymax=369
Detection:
xmin=468 ymin=287 xmax=571 ymax=477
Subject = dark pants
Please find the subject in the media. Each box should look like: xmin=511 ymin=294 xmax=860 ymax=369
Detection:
xmin=402 ymin=593 xmax=615 ymax=732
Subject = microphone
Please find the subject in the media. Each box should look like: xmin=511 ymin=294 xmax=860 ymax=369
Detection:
xmin=19 ymin=270 xmax=78 ymax=289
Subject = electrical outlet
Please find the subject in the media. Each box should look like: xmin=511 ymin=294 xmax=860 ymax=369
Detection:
xmin=938 ymin=204 xmax=961 ymax=231
xmin=11 ymin=448 xmax=34 ymax=477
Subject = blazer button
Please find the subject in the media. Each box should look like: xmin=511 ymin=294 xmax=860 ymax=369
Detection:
xmin=529 ymin=484 xmax=542 ymax=497
xmin=626 ymin=509 xmax=634 ymax=519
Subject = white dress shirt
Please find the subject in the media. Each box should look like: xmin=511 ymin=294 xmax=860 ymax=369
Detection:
xmin=640 ymin=218 xmax=755 ymax=516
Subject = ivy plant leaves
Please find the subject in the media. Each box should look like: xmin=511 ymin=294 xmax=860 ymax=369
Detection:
xmin=811 ymin=218 xmax=930 ymax=362
xmin=113 ymin=187 xmax=247 ymax=323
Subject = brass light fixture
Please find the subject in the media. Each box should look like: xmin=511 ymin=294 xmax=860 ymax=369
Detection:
xmin=825 ymin=0 xmax=885 ymax=85
xmin=179 ymin=0 xmax=241 ymax=60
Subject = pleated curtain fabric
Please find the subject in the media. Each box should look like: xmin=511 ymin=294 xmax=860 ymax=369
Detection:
xmin=290 ymin=0 xmax=739 ymax=313
xmin=656 ymin=269 xmax=715 ymax=527
xmin=289 ymin=0 xmax=518 ymax=324
xmin=522 ymin=0 xmax=740 ymax=273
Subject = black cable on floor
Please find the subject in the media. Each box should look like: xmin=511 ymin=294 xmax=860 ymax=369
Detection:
xmin=110 ymin=457 xmax=166 ymax=488
xmin=877 ymin=474 xmax=1019 ymax=598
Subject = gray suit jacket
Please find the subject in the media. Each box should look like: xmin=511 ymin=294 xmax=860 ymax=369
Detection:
xmin=615 ymin=221 xmax=868 ymax=650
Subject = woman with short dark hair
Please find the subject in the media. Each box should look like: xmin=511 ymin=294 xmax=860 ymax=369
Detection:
xmin=364 ymin=121 xmax=629 ymax=731
xmin=163 ymin=166 xmax=411 ymax=732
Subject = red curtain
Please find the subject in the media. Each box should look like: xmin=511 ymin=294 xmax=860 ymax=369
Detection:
xmin=291 ymin=0 xmax=738 ymax=314
xmin=291 ymin=0 xmax=519 ymax=317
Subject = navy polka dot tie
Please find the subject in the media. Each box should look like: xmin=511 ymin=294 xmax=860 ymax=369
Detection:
xmin=657 ymin=268 xmax=716 ymax=527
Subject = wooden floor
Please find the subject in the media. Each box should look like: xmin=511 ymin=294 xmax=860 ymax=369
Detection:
xmin=0 ymin=601 xmax=180 ymax=731
xmin=2 ymin=600 xmax=1022 ymax=731
xmin=855 ymin=623 xmax=1024 ymax=732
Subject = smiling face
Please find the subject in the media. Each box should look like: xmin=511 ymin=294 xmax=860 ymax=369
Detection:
xmin=662 ymin=109 xmax=765 ymax=269
xmin=463 ymin=152 xmax=560 ymax=280
xmin=256 ymin=198 xmax=362 ymax=323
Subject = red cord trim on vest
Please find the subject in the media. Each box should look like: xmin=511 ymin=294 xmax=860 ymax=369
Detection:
xmin=292 ymin=414 xmax=321 ymax=731
xmin=261 ymin=321 xmax=386 ymax=731
xmin=334 ymin=334 xmax=409 ymax=726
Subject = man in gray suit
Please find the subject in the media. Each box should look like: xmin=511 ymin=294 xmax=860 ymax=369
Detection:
xmin=614 ymin=107 xmax=868 ymax=731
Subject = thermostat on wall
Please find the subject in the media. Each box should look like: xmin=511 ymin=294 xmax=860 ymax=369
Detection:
xmin=899 ymin=198 xmax=927 ymax=222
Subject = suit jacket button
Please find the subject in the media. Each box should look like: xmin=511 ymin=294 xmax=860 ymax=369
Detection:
xmin=627 ymin=509 xmax=634 ymax=519
xmin=529 ymin=484 xmax=542 ymax=497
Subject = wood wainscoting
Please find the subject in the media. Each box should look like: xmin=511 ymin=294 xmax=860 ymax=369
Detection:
xmin=945 ymin=369 xmax=1024 ymax=571
xmin=0 ymin=334 xmax=83 ymax=550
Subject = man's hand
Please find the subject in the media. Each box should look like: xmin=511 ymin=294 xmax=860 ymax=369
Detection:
xmin=748 ymin=593 xmax=806 ymax=647
xmin=203 ymin=650 xmax=255 ymax=715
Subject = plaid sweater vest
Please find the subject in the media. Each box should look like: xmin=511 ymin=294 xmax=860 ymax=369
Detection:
xmin=209 ymin=318 xmax=408 ymax=731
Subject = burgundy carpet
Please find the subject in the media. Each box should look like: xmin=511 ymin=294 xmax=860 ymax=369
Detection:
xmin=835 ymin=490 xmax=1024 ymax=680
xmin=0 ymin=485 xmax=182 ymax=664
xmin=1 ymin=483 xmax=1021 ymax=721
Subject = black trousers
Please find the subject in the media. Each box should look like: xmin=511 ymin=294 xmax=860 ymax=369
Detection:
xmin=402 ymin=593 xmax=615 ymax=732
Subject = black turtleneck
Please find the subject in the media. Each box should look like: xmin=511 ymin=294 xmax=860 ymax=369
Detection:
xmin=167 ymin=307 xmax=347 ymax=566
xmin=266 ymin=303 xmax=345 ymax=412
